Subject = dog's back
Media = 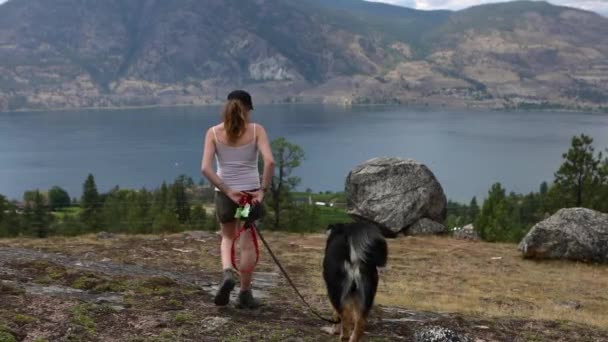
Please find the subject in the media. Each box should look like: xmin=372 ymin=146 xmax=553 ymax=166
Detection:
xmin=323 ymin=221 xmax=387 ymax=341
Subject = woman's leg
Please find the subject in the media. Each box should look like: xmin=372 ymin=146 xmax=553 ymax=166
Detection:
xmin=219 ymin=221 xmax=237 ymax=270
xmin=238 ymin=228 xmax=256 ymax=290
xmin=235 ymin=227 xmax=262 ymax=309
xmin=214 ymin=220 xmax=239 ymax=306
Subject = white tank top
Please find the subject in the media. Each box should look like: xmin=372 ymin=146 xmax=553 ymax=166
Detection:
xmin=212 ymin=124 xmax=260 ymax=191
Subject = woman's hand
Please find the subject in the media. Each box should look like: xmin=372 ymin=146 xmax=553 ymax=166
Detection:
xmin=227 ymin=189 xmax=245 ymax=204
xmin=246 ymin=190 xmax=265 ymax=205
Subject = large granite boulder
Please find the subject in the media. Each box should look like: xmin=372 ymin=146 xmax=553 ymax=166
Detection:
xmin=345 ymin=157 xmax=447 ymax=237
xmin=518 ymin=208 xmax=608 ymax=263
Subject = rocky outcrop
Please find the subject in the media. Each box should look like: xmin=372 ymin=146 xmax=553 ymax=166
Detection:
xmin=518 ymin=208 xmax=608 ymax=263
xmin=345 ymin=157 xmax=447 ymax=237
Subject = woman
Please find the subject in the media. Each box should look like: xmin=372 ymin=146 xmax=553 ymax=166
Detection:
xmin=201 ymin=90 xmax=274 ymax=309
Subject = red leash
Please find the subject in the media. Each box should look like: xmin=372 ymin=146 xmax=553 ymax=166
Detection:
xmin=230 ymin=194 xmax=260 ymax=274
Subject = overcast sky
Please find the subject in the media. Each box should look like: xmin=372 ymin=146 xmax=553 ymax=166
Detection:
xmin=0 ymin=0 xmax=606 ymax=15
xmin=367 ymin=0 xmax=608 ymax=14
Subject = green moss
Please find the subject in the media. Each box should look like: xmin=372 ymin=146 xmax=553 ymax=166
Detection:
xmin=167 ymin=299 xmax=184 ymax=310
xmin=70 ymin=304 xmax=96 ymax=335
xmin=0 ymin=283 xmax=25 ymax=296
xmin=13 ymin=314 xmax=35 ymax=325
xmin=173 ymin=311 xmax=195 ymax=326
xmin=46 ymin=266 xmax=65 ymax=280
xmin=0 ymin=332 xmax=16 ymax=342
xmin=33 ymin=276 xmax=52 ymax=285
xmin=71 ymin=276 xmax=99 ymax=290
xmin=135 ymin=276 xmax=176 ymax=296
xmin=92 ymin=280 xmax=127 ymax=293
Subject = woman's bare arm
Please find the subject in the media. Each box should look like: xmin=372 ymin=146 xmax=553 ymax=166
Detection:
xmin=201 ymin=127 xmax=231 ymax=194
xmin=256 ymin=124 xmax=275 ymax=192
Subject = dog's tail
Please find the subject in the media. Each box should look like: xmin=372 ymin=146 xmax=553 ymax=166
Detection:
xmin=342 ymin=222 xmax=387 ymax=315
xmin=349 ymin=222 xmax=387 ymax=268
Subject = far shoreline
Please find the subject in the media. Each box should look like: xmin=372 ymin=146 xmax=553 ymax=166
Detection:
xmin=1 ymin=100 xmax=606 ymax=116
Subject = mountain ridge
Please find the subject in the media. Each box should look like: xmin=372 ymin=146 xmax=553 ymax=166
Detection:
xmin=0 ymin=0 xmax=607 ymax=112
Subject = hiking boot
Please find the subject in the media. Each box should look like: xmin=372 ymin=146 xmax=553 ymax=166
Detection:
xmin=214 ymin=269 xmax=237 ymax=306
xmin=236 ymin=289 xmax=263 ymax=309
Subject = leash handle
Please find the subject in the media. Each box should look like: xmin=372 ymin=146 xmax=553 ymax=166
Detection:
xmin=252 ymin=223 xmax=340 ymax=325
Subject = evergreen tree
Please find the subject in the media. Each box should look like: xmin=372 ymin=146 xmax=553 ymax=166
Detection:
xmin=189 ymin=205 xmax=207 ymax=231
xmin=48 ymin=186 xmax=71 ymax=210
xmin=101 ymin=188 xmax=129 ymax=233
xmin=475 ymin=183 xmax=510 ymax=242
xmin=171 ymin=177 xmax=190 ymax=224
xmin=468 ymin=196 xmax=480 ymax=224
xmin=80 ymin=174 xmax=102 ymax=230
xmin=126 ymin=189 xmax=152 ymax=234
xmin=23 ymin=190 xmax=53 ymax=238
xmin=553 ymin=134 xmax=602 ymax=207
xmin=152 ymin=210 xmax=180 ymax=234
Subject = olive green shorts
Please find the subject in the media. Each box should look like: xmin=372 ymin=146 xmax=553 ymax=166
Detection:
xmin=214 ymin=190 xmax=264 ymax=224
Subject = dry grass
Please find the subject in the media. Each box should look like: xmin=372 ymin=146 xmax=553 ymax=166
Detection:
xmin=3 ymin=232 xmax=608 ymax=330
xmin=264 ymin=233 xmax=608 ymax=330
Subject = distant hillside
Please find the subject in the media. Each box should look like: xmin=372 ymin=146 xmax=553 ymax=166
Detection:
xmin=0 ymin=0 xmax=607 ymax=111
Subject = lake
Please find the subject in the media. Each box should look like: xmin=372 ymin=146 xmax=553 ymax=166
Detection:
xmin=1 ymin=105 xmax=607 ymax=203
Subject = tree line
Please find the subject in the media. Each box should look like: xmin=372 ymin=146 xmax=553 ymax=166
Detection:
xmin=447 ymin=134 xmax=608 ymax=242
xmin=2 ymin=134 xmax=605 ymax=241
xmin=0 ymin=137 xmax=346 ymax=238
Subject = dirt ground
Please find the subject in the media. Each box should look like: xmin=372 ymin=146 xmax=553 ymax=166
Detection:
xmin=1 ymin=231 xmax=607 ymax=341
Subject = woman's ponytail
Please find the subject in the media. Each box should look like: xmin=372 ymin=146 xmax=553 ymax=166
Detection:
xmin=222 ymin=99 xmax=247 ymax=143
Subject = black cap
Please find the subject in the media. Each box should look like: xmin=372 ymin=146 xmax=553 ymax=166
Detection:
xmin=227 ymin=90 xmax=253 ymax=110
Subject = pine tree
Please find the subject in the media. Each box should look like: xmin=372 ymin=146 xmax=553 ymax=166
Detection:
xmin=80 ymin=174 xmax=102 ymax=230
xmin=468 ymin=197 xmax=480 ymax=224
xmin=23 ymin=190 xmax=52 ymax=238
xmin=189 ymin=205 xmax=207 ymax=231
xmin=475 ymin=183 xmax=511 ymax=242
xmin=553 ymin=134 xmax=602 ymax=208
xmin=171 ymin=177 xmax=190 ymax=224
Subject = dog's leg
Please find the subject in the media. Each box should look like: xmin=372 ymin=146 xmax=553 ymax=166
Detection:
xmin=349 ymin=311 xmax=365 ymax=342
xmin=340 ymin=302 xmax=353 ymax=341
xmin=332 ymin=309 xmax=342 ymax=335
xmin=321 ymin=309 xmax=342 ymax=335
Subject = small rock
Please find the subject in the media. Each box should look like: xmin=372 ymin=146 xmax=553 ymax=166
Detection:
xmin=490 ymin=257 xmax=502 ymax=261
xmin=452 ymin=224 xmax=481 ymax=241
xmin=183 ymin=231 xmax=212 ymax=240
xmin=407 ymin=218 xmax=447 ymax=236
xmin=172 ymin=248 xmax=193 ymax=253
xmin=415 ymin=326 xmax=471 ymax=342
xmin=555 ymin=300 xmax=582 ymax=310
xmin=202 ymin=316 xmax=229 ymax=331
xmin=96 ymin=232 xmax=114 ymax=240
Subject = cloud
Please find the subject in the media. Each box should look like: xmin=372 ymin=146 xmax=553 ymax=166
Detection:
xmin=367 ymin=0 xmax=608 ymax=15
